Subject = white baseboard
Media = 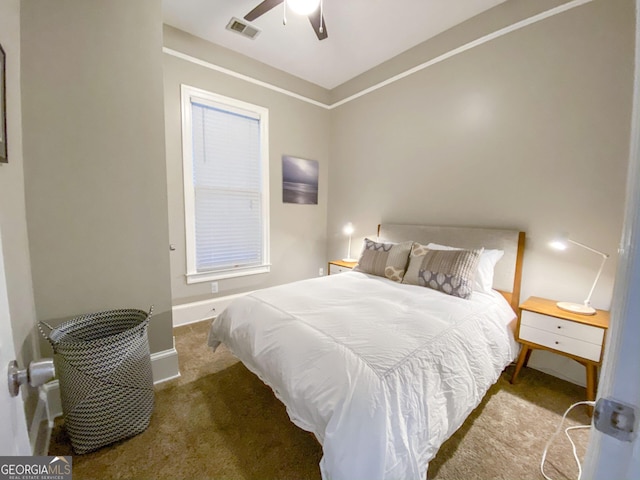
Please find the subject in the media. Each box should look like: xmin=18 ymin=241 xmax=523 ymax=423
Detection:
xmin=172 ymin=292 xmax=249 ymax=327
xmin=40 ymin=340 xmax=181 ymax=432
xmin=151 ymin=337 xmax=181 ymax=385
xmin=40 ymin=380 xmax=62 ymax=427
xmin=529 ymin=365 xmax=587 ymax=387
xmin=30 ymin=390 xmax=53 ymax=456
xmin=41 ymin=380 xmax=62 ymax=425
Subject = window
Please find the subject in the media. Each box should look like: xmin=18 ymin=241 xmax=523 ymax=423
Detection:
xmin=181 ymin=85 xmax=270 ymax=283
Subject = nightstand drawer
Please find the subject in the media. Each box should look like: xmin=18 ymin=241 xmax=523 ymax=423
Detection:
xmin=329 ymin=264 xmax=352 ymax=274
xmin=519 ymin=324 xmax=602 ymax=361
xmin=521 ymin=311 xmax=604 ymax=345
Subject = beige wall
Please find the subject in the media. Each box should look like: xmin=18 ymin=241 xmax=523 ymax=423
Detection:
xmin=327 ymin=0 xmax=633 ymax=384
xmin=21 ymin=0 xmax=173 ymax=353
xmin=163 ymin=26 xmax=330 ymax=305
xmin=0 ymin=0 xmax=39 ymax=423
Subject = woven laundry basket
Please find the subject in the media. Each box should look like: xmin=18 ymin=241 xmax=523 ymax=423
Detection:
xmin=41 ymin=307 xmax=155 ymax=454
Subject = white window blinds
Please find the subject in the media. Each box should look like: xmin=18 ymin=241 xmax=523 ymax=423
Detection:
xmin=182 ymin=86 xmax=270 ymax=282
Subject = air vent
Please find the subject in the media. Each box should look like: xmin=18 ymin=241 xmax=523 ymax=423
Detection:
xmin=226 ymin=17 xmax=261 ymax=40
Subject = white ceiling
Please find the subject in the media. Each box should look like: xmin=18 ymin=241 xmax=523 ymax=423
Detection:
xmin=162 ymin=0 xmax=508 ymax=89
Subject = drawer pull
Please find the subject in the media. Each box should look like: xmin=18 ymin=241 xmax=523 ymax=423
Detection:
xmin=555 ymin=341 xmax=559 ymax=345
xmin=557 ymin=326 xmax=561 ymax=329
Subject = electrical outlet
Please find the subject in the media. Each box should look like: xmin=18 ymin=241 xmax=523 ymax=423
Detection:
xmin=319 ymin=267 xmax=324 ymax=276
xmin=211 ymin=282 xmax=218 ymax=294
xmin=594 ymin=398 xmax=636 ymax=442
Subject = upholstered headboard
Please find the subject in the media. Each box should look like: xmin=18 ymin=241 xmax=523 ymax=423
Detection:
xmin=378 ymin=224 xmax=526 ymax=312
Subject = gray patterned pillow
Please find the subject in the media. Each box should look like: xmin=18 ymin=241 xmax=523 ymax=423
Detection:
xmin=402 ymin=243 xmax=482 ymax=299
xmin=353 ymin=238 xmax=412 ymax=282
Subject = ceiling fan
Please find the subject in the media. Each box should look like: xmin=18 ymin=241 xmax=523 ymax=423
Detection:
xmin=244 ymin=0 xmax=328 ymax=41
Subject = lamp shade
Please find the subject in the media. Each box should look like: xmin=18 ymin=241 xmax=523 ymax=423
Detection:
xmin=549 ymin=240 xmax=568 ymax=251
xmin=288 ymin=0 xmax=321 ymax=15
xmin=549 ymin=232 xmax=571 ymax=251
xmin=343 ymin=222 xmax=354 ymax=236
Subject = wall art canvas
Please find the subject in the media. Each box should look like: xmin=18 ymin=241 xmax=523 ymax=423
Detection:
xmin=282 ymin=155 xmax=318 ymax=205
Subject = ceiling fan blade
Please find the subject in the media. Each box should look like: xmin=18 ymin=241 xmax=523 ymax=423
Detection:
xmin=244 ymin=0 xmax=284 ymax=22
xmin=308 ymin=9 xmax=328 ymax=40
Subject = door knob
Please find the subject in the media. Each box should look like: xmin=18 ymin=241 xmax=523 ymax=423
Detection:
xmin=7 ymin=359 xmax=55 ymax=397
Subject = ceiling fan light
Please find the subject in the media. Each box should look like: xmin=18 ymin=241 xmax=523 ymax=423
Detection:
xmin=287 ymin=0 xmax=320 ymax=16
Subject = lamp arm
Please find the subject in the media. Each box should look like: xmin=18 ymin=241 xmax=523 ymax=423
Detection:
xmin=567 ymin=238 xmax=609 ymax=257
xmin=347 ymin=235 xmax=352 ymax=260
xmin=584 ymin=253 xmax=608 ymax=307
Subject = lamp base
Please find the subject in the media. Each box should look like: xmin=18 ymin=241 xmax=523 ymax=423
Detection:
xmin=556 ymin=301 xmax=596 ymax=316
xmin=342 ymin=258 xmax=358 ymax=263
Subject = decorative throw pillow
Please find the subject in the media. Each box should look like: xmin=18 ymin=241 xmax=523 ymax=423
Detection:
xmin=353 ymin=238 xmax=412 ymax=282
xmin=402 ymin=243 xmax=482 ymax=299
xmin=426 ymin=243 xmax=504 ymax=293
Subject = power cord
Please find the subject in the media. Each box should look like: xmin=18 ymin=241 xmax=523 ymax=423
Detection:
xmin=540 ymin=400 xmax=595 ymax=480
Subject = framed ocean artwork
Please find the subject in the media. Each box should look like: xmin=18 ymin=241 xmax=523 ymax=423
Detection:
xmin=282 ymin=155 xmax=318 ymax=205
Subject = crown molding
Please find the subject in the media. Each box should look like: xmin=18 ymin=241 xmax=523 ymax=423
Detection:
xmin=164 ymin=0 xmax=593 ymax=110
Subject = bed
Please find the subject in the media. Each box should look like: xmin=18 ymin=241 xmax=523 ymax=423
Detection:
xmin=208 ymin=224 xmax=526 ymax=480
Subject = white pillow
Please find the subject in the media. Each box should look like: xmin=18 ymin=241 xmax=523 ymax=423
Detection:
xmin=426 ymin=242 xmax=504 ymax=293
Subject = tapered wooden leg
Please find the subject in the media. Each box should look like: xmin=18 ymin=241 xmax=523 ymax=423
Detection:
xmin=511 ymin=345 xmax=530 ymax=384
xmin=586 ymin=364 xmax=598 ymax=416
xmin=523 ymin=348 xmax=533 ymax=368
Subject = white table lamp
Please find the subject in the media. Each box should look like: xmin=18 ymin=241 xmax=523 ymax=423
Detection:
xmin=549 ymin=235 xmax=609 ymax=315
xmin=343 ymin=222 xmax=357 ymax=262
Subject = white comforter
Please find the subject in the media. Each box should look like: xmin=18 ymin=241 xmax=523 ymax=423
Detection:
xmin=208 ymin=271 xmax=518 ymax=480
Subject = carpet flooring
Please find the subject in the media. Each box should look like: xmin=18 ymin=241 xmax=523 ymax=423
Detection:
xmin=49 ymin=320 xmax=592 ymax=479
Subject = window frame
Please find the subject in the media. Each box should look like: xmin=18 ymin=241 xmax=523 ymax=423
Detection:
xmin=181 ymin=84 xmax=270 ymax=284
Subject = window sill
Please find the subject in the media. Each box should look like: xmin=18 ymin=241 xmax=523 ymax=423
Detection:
xmin=186 ymin=265 xmax=271 ymax=284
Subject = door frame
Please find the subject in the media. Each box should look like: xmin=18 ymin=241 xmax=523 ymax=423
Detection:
xmin=0 ymin=223 xmax=31 ymax=455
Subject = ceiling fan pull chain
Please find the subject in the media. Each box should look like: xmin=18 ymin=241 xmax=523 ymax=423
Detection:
xmin=319 ymin=0 xmax=324 ymax=33
xmin=283 ymin=0 xmax=287 ymax=25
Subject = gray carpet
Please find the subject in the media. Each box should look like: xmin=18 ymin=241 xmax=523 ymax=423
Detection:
xmin=49 ymin=320 xmax=592 ymax=479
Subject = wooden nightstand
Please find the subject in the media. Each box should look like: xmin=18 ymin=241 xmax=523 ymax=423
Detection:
xmin=328 ymin=260 xmax=357 ymax=275
xmin=511 ymin=296 xmax=609 ymax=409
